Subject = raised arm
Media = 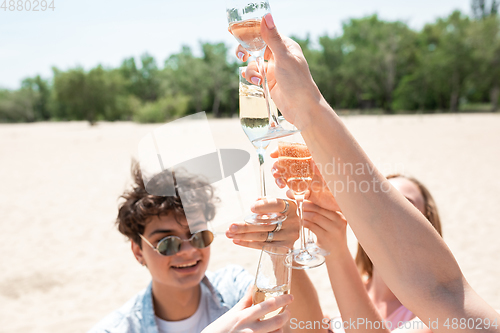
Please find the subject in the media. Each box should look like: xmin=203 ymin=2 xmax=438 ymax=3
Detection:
xmin=237 ymin=14 xmax=500 ymax=332
xmin=302 ymin=197 xmax=390 ymax=333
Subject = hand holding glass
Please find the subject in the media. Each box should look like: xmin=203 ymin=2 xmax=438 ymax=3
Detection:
xmin=253 ymin=245 xmax=292 ymax=319
xmin=227 ymin=0 xmax=297 ymax=141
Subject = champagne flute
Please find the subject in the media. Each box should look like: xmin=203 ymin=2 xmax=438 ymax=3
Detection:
xmin=239 ymin=67 xmax=286 ymax=225
xmin=253 ymin=244 xmax=292 ymax=319
xmin=305 ymin=230 xmax=330 ymax=257
xmin=227 ymin=0 xmax=298 ymax=142
xmin=278 ymin=133 xmax=325 ymax=269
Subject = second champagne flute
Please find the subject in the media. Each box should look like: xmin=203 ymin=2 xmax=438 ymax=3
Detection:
xmin=278 ymin=133 xmax=325 ymax=269
xmin=239 ymin=67 xmax=286 ymax=225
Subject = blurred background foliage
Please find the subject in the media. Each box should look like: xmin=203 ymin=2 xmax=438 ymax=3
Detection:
xmin=1 ymin=2 xmax=499 ymax=124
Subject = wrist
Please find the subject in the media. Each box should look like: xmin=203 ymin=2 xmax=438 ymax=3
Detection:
xmin=323 ymin=240 xmax=350 ymax=261
xmin=294 ymin=93 xmax=333 ymax=131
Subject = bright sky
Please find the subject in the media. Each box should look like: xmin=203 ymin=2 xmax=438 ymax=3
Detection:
xmin=0 ymin=0 xmax=470 ymax=90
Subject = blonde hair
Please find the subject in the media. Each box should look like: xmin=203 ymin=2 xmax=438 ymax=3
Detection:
xmin=354 ymin=174 xmax=443 ymax=279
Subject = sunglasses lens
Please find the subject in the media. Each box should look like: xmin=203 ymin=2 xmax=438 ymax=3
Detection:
xmin=192 ymin=230 xmax=214 ymax=249
xmin=155 ymin=231 xmax=214 ymax=256
xmin=157 ymin=237 xmax=182 ymax=256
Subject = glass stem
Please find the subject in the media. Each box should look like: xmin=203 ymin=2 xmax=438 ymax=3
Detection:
xmin=257 ymin=147 xmax=266 ymax=199
xmin=256 ymin=55 xmax=279 ymax=128
xmin=306 ymin=229 xmax=314 ymax=245
xmin=294 ymin=193 xmax=307 ymax=251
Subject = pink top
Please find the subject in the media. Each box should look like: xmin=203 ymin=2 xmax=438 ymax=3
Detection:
xmin=329 ymin=305 xmax=415 ymax=332
xmin=386 ymin=305 xmax=416 ymax=330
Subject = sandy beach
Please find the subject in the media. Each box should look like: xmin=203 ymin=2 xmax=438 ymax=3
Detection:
xmin=1 ymin=114 xmax=499 ymax=332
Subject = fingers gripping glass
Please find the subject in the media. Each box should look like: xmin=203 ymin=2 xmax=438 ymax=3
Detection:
xmin=138 ymin=230 xmax=214 ymax=256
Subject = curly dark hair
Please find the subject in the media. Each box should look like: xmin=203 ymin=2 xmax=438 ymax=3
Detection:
xmin=116 ymin=160 xmax=218 ymax=248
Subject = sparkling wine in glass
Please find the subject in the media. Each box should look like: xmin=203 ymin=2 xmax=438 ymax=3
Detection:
xmin=227 ymin=0 xmax=298 ymax=142
xmin=239 ymin=67 xmax=286 ymax=225
xmin=278 ymin=135 xmax=325 ymax=269
xmin=253 ymin=245 xmax=292 ymax=319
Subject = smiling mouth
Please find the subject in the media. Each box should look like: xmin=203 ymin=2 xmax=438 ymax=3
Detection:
xmin=172 ymin=260 xmax=199 ymax=269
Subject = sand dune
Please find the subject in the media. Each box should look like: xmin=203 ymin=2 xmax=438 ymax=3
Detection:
xmin=1 ymin=114 xmax=499 ymax=332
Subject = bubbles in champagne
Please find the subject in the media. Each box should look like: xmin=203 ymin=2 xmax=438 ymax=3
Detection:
xmin=278 ymin=142 xmax=314 ymax=194
xmin=239 ymin=82 xmax=269 ymax=143
xmin=278 ymin=142 xmax=311 ymax=158
xmin=239 ymin=82 xmax=265 ymax=98
xmin=239 ymin=81 xmax=275 ymax=144
xmin=229 ymin=19 xmax=266 ymax=52
xmin=252 ymin=284 xmax=290 ymax=320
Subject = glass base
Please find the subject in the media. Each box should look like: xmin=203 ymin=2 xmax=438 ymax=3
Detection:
xmin=306 ymin=242 xmax=330 ymax=257
xmin=245 ymin=212 xmax=287 ymax=225
xmin=290 ymin=249 xmax=325 ymax=270
xmin=252 ymin=126 xmax=299 ymax=142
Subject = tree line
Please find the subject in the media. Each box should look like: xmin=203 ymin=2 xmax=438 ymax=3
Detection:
xmin=1 ymin=4 xmax=499 ymax=124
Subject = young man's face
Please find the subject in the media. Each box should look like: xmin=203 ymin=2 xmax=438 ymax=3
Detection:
xmin=132 ymin=211 xmax=211 ymax=291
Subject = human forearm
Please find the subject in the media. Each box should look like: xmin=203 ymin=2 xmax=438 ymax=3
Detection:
xmin=286 ymin=270 xmax=327 ymax=333
xmin=325 ymin=249 xmax=390 ymax=333
xmin=297 ymin=103 xmax=484 ymax=323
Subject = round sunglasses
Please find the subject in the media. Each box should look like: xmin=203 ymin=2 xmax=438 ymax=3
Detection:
xmin=138 ymin=230 xmax=214 ymax=256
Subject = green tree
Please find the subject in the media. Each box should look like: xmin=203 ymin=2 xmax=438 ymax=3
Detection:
xmin=435 ymin=11 xmax=473 ymax=111
xmin=0 ymin=75 xmax=53 ymax=122
xmin=0 ymin=89 xmax=36 ymax=122
xmin=21 ymin=75 xmax=52 ymax=120
xmin=120 ymin=54 xmax=161 ymax=102
xmin=52 ymin=65 xmax=128 ymax=124
xmin=292 ymin=36 xmax=335 ymax=106
xmin=469 ymin=15 xmax=500 ymax=111
xmin=395 ymin=11 xmax=473 ymax=112
xmin=164 ymin=46 xmax=210 ymax=113
xmin=6 ymin=9 xmax=500 ymax=122
xmin=316 ymin=35 xmax=353 ymax=109
xmin=133 ymin=94 xmax=190 ymax=123
xmin=330 ymin=15 xmax=417 ymax=112
xmin=201 ymin=42 xmax=237 ymax=117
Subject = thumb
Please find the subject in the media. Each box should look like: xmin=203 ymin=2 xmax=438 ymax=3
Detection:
xmin=261 ymin=14 xmax=286 ymax=59
xmin=233 ymin=286 xmax=254 ymax=311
